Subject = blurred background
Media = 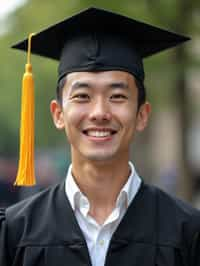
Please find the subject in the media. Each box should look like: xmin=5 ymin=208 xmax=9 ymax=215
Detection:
xmin=0 ymin=0 xmax=200 ymax=208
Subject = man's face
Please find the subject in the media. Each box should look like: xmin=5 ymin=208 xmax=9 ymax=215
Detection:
xmin=51 ymin=71 xmax=151 ymax=163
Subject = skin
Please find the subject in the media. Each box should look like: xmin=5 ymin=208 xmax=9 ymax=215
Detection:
xmin=50 ymin=71 xmax=151 ymax=224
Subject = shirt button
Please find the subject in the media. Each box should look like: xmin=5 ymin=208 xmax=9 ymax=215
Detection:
xmin=99 ymin=239 xmax=105 ymax=246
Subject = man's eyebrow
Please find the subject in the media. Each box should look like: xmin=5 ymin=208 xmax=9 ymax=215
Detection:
xmin=70 ymin=81 xmax=129 ymax=91
xmin=71 ymin=81 xmax=91 ymax=91
xmin=109 ymin=82 xmax=129 ymax=89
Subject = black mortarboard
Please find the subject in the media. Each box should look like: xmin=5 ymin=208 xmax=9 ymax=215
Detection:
xmin=12 ymin=7 xmax=190 ymax=84
xmin=12 ymin=7 xmax=190 ymax=186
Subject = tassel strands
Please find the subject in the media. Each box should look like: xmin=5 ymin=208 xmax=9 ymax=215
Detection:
xmin=14 ymin=33 xmax=36 ymax=186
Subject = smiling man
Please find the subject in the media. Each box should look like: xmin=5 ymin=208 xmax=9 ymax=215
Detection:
xmin=1 ymin=7 xmax=200 ymax=266
xmin=52 ymin=71 xmax=149 ymax=161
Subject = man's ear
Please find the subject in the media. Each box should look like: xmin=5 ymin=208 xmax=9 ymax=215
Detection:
xmin=50 ymin=100 xmax=65 ymax=130
xmin=136 ymin=102 xmax=151 ymax=132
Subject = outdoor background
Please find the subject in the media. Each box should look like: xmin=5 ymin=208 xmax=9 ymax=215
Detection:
xmin=0 ymin=0 xmax=200 ymax=208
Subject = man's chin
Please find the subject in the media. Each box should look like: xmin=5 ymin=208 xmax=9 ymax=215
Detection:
xmin=83 ymin=151 xmax=117 ymax=162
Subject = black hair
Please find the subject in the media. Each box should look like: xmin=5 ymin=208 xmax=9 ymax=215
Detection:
xmin=56 ymin=75 xmax=146 ymax=109
xmin=135 ymin=78 xmax=146 ymax=109
xmin=56 ymin=76 xmax=66 ymax=104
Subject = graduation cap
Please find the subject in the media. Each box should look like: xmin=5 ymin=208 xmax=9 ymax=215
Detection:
xmin=12 ymin=7 xmax=190 ymax=186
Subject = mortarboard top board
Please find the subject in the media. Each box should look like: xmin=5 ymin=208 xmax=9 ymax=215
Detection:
xmin=12 ymin=7 xmax=190 ymax=84
xmin=12 ymin=7 xmax=190 ymax=186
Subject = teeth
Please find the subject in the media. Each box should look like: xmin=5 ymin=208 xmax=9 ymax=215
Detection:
xmin=87 ymin=131 xmax=111 ymax=137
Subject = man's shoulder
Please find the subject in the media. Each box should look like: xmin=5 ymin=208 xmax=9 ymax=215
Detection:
xmin=6 ymin=182 xmax=62 ymax=224
xmin=148 ymin=184 xmax=200 ymax=219
xmin=143 ymin=183 xmax=200 ymax=245
xmin=4 ymin=182 xmax=66 ymax=247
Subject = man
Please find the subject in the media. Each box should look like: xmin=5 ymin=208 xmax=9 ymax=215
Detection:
xmin=0 ymin=7 xmax=200 ymax=266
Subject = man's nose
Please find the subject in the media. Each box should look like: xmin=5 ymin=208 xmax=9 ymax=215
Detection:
xmin=88 ymin=98 xmax=112 ymax=122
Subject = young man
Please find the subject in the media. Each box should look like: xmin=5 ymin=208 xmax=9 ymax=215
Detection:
xmin=1 ymin=7 xmax=200 ymax=266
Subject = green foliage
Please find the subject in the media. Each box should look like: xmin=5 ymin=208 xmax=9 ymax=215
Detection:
xmin=0 ymin=0 xmax=199 ymax=155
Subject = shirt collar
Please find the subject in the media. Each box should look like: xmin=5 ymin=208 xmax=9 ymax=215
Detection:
xmin=65 ymin=162 xmax=141 ymax=212
xmin=65 ymin=164 xmax=81 ymax=210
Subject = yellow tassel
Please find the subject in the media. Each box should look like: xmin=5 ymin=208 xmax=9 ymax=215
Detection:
xmin=14 ymin=33 xmax=36 ymax=186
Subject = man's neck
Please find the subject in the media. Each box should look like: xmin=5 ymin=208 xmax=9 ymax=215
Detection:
xmin=71 ymin=157 xmax=131 ymax=224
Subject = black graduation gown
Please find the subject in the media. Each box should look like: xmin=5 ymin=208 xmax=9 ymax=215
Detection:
xmin=0 ymin=181 xmax=200 ymax=266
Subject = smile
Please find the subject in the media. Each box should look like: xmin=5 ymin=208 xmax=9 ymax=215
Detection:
xmin=83 ymin=129 xmax=117 ymax=138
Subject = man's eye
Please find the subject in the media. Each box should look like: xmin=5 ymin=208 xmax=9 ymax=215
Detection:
xmin=72 ymin=94 xmax=90 ymax=100
xmin=110 ymin=94 xmax=127 ymax=100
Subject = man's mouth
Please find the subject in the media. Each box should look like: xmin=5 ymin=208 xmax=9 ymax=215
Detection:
xmin=82 ymin=129 xmax=117 ymax=138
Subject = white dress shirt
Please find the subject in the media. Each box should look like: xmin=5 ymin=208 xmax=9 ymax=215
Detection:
xmin=65 ymin=162 xmax=141 ymax=266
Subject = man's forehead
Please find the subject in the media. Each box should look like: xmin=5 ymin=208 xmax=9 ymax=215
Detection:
xmin=66 ymin=70 xmax=136 ymax=84
xmin=62 ymin=71 xmax=137 ymax=96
